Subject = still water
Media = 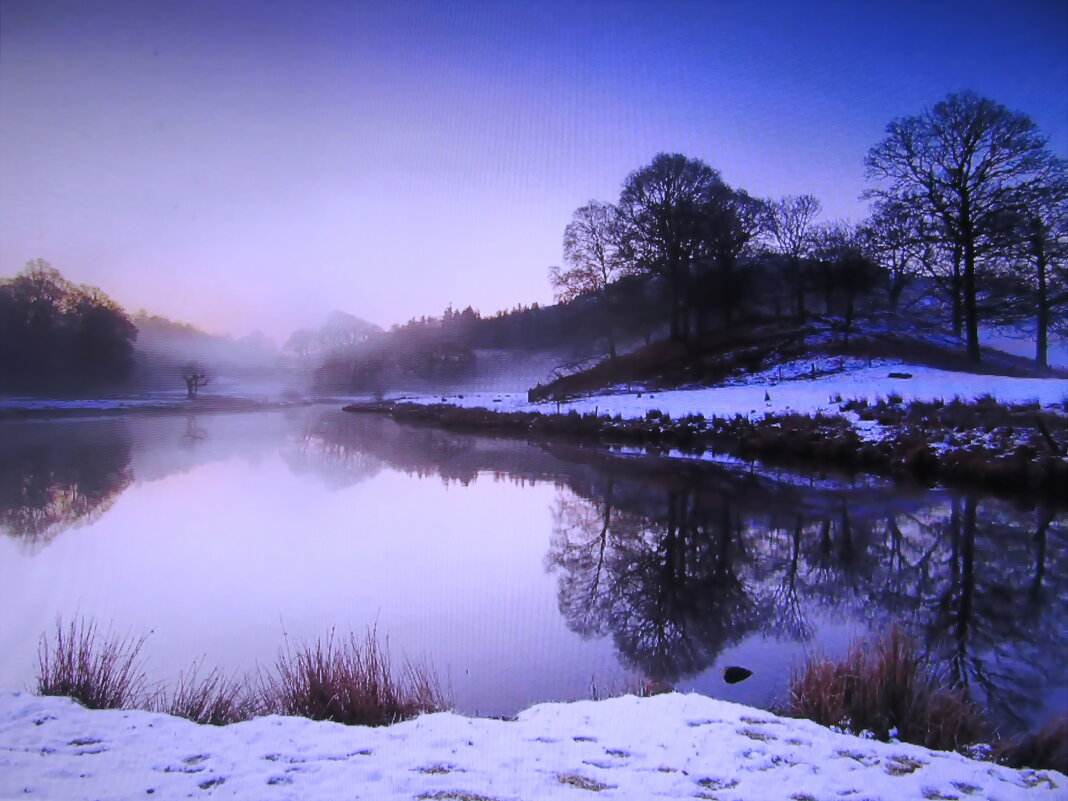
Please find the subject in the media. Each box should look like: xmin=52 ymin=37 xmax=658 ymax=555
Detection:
xmin=1 ymin=407 xmax=1065 ymax=731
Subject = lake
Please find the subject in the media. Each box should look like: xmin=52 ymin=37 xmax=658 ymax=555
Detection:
xmin=1 ymin=406 xmax=1065 ymax=732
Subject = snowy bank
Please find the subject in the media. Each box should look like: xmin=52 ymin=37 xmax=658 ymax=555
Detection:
xmin=0 ymin=691 xmax=1061 ymax=800
xmin=400 ymin=362 xmax=1068 ymax=420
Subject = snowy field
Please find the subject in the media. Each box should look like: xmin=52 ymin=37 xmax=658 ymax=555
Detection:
xmin=399 ymin=361 xmax=1068 ymax=420
xmin=1 ymin=691 xmax=1061 ymax=801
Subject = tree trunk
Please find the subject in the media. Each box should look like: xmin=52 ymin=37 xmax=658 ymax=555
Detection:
xmin=951 ymin=244 xmax=963 ymax=339
xmin=961 ymin=213 xmax=980 ymax=361
xmin=669 ymin=268 xmax=683 ymax=342
xmin=889 ymin=256 xmax=903 ymax=312
xmin=793 ymin=256 xmax=806 ymax=320
xmin=844 ymin=291 xmax=854 ymax=343
xmin=601 ymin=290 xmax=618 ymax=364
xmin=1035 ymin=235 xmax=1048 ymax=368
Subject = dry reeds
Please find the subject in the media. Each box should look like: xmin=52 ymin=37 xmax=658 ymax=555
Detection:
xmin=36 ymin=617 xmax=151 ymax=710
xmin=260 ymin=628 xmax=446 ymax=726
xmin=164 ymin=661 xmax=257 ymax=725
xmin=35 ymin=616 xmax=445 ymax=728
xmin=784 ymin=626 xmax=988 ymax=752
xmin=994 ymin=714 xmax=1068 ymax=775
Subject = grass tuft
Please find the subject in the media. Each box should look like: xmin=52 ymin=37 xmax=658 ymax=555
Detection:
xmin=261 ymin=627 xmax=446 ymax=726
xmin=164 ymin=661 xmax=258 ymax=725
xmin=994 ymin=714 xmax=1068 ymax=775
xmin=36 ymin=616 xmax=152 ymax=710
xmin=783 ymin=626 xmax=987 ymax=752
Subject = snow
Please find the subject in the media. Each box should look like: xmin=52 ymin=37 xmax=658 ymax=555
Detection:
xmin=397 ymin=362 xmax=1068 ymax=421
xmin=0 ymin=691 xmax=1060 ymax=800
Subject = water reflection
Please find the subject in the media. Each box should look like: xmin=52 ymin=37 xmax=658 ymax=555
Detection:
xmin=0 ymin=408 xmax=1064 ymax=730
xmin=546 ymin=477 xmax=1067 ymax=731
xmin=0 ymin=420 xmax=133 ymax=549
xmin=293 ymin=411 xmax=1067 ymax=729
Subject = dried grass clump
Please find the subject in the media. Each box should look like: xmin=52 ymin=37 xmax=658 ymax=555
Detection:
xmin=164 ymin=662 xmax=258 ymax=725
xmin=261 ymin=628 xmax=446 ymax=726
xmin=994 ymin=714 xmax=1068 ymax=775
xmin=36 ymin=616 xmax=151 ymax=710
xmin=783 ymin=626 xmax=988 ymax=752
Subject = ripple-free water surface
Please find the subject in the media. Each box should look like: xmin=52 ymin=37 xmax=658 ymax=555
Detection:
xmin=1 ymin=407 xmax=1064 ymax=730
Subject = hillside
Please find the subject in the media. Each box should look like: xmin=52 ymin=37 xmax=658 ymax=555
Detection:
xmin=528 ymin=317 xmax=1066 ymax=403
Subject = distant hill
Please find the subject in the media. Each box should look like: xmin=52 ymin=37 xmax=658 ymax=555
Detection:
xmin=282 ymin=311 xmax=383 ymax=360
xmin=132 ymin=313 xmax=278 ymax=366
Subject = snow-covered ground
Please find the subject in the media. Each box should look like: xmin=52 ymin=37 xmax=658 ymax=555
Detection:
xmin=0 ymin=691 xmax=1060 ymax=800
xmin=398 ymin=361 xmax=1068 ymax=420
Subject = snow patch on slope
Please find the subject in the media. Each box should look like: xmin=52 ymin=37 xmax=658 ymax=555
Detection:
xmin=401 ymin=363 xmax=1068 ymax=420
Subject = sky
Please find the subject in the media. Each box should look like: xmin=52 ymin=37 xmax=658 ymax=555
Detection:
xmin=1 ymin=0 xmax=1066 ymax=342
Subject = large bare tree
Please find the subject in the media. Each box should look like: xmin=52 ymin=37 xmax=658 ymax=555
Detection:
xmin=1012 ymin=168 xmax=1068 ymax=367
xmin=616 ymin=153 xmax=727 ymax=343
xmin=865 ymin=91 xmax=1060 ymax=361
xmin=550 ymin=201 xmax=628 ymax=361
xmin=764 ymin=194 xmax=822 ymax=320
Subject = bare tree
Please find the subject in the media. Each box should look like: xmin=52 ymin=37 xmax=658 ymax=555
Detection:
xmin=550 ymin=201 xmax=628 ymax=361
xmin=617 ymin=153 xmax=727 ymax=343
xmin=811 ymin=221 xmax=879 ymax=340
xmin=181 ymin=363 xmax=209 ymax=399
xmin=692 ymin=186 xmax=767 ymax=334
xmin=863 ymin=200 xmax=926 ymax=312
xmin=1012 ymin=169 xmax=1068 ymax=367
xmin=764 ymin=195 xmax=822 ymax=320
xmin=865 ymin=91 xmax=1061 ymax=361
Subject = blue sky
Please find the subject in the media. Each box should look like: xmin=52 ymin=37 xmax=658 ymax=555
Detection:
xmin=2 ymin=0 xmax=1065 ymax=339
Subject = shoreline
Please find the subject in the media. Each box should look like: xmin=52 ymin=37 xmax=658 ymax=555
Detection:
xmin=0 ymin=395 xmax=340 ymax=421
xmin=344 ymin=398 xmax=1068 ymax=505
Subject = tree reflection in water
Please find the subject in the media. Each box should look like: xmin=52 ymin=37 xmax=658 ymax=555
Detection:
xmin=3 ymin=409 xmax=1060 ymax=731
xmin=547 ymin=474 xmax=1067 ymax=732
xmin=0 ymin=420 xmax=133 ymax=549
xmin=302 ymin=410 xmax=1066 ymax=731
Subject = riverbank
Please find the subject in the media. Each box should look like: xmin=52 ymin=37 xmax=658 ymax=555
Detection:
xmin=0 ymin=395 xmax=333 ymax=420
xmin=343 ymin=362 xmax=1068 ymax=503
xmin=1 ymin=690 xmax=1062 ymax=800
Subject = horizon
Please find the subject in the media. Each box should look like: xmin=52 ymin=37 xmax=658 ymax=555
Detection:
xmin=2 ymin=0 xmax=1066 ymax=341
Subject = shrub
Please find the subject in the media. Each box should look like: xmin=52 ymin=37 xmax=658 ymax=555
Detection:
xmin=261 ymin=628 xmax=446 ymax=726
xmin=36 ymin=617 xmax=152 ymax=710
xmin=782 ymin=627 xmax=988 ymax=752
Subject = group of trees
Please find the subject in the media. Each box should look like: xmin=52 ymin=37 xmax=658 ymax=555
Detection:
xmin=0 ymin=260 xmax=138 ymax=392
xmin=550 ymin=159 xmax=881 ymax=358
xmin=311 ymin=90 xmax=1065 ymax=398
xmin=551 ymin=92 xmax=1067 ymax=365
xmin=866 ymin=92 xmax=1067 ymax=364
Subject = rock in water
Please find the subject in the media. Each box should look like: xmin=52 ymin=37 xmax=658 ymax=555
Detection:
xmin=722 ymin=666 xmax=753 ymax=684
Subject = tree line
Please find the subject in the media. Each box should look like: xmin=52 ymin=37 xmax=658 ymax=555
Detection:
xmin=551 ymin=91 xmax=1067 ymax=366
xmin=0 ymin=260 xmax=137 ymax=393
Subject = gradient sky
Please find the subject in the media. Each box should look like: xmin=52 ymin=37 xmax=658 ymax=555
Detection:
xmin=2 ymin=0 xmax=1065 ymax=341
